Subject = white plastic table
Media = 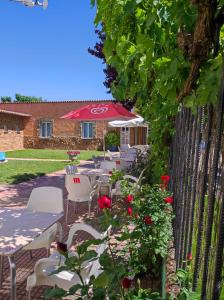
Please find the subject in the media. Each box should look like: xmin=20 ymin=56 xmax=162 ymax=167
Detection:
xmin=76 ymin=169 xmax=112 ymax=196
xmin=77 ymin=168 xmax=111 ymax=177
xmin=0 ymin=207 xmax=63 ymax=300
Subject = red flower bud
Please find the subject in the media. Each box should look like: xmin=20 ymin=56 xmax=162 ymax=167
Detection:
xmin=144 ymin=215 xmax=153 ymax=225
xmin=56 ymin=242 xmax=68 ymax=256
xmin=126 ymin=194 xmax=134 ymax=203
xmin=187 ymin=253 xmax=193 ymax=261
xmin=121 ymin=277 xmax=132 ymax=289
xmin=98 ymin=195 xmax=111 ymax=209
xmin=127 ymin=207 xmax=133 ymax=216
xmin=164 ymin=196 xmax=173 ymax=204
xmin=161 ymin=175 xmax=170 ymax=184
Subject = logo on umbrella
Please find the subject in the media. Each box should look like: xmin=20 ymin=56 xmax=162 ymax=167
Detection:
xmin=90 ymin=107 xmax=108 ymax=114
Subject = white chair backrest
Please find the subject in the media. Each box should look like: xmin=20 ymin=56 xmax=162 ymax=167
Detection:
xmin=86 ymin=225 xmax=111 ymax=278
xmin=92 ymin=155 xmax=100 ymax=168
xmin=100 ymin=160 xmax=116 ymax=171
xmin=66 ymin=223 xmax=102 ymax=249
xmin=107 ymin=150 xmax=113 ymax=160
xmin=65 ymin=174 xmax=93 ymax=202
xmin=119 ymin=144 xmax=130 ymax=152
xmin=127 ymin=148 xmax=138 ymax=155
xmin=114 ymin=159 xmax=132 ymax=171
xmin=66 ymin=223 xmax=111 ymax=279
xmin=65 ymin=165 xmax=78 ymax=175
xmin=27 ymin=187 xmax=63 ymax=214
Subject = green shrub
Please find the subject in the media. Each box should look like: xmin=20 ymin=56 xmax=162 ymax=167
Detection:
xmin=105 ymin=131 xmax=120 ymax=149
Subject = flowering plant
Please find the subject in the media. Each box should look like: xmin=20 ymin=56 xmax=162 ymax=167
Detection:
xmin=45 ymin=173 xmax=173 ymax=300
xmin=121 ymin=184 xmax=173 ymax=276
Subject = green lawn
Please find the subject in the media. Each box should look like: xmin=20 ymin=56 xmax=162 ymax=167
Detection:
xmin=0 ymin=150 xmax=104 ymax=184
xmin=6 ymin=149 xmax=103 ymax=160
xmin=0 ymin=160 xmax=68 ymax=184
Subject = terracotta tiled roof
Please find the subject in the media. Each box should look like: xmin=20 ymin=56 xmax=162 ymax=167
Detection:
xmin=0 ymin=109 xmax=32 ymax=117
xmin=0 ymin=99 xmax=114 ymax=104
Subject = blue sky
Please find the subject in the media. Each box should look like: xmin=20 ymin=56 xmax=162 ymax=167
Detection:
xmin=0 ymin=0 xmax=112 ymax=101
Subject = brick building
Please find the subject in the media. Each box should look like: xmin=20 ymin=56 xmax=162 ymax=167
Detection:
xmin=0 ymin=100 xmax=147 ymax=151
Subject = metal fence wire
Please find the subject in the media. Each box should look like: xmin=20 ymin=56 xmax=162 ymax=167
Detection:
xmin=171 ymin=73 xmax=224 ymax=299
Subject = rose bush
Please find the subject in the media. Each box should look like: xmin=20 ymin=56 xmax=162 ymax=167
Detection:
xmin=45 ymin=174 xmax=174 ymax=299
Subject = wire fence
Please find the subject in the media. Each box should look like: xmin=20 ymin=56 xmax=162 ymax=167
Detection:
xmin=170 ymin=74 xmax=224 ymax=299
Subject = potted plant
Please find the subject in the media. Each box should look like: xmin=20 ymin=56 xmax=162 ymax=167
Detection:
xmin=105 ymin=131 xmax=120 ymax=151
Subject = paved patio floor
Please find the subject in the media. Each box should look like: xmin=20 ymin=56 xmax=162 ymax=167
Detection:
xmin=0 ymin=160 xmax=102 ymax=300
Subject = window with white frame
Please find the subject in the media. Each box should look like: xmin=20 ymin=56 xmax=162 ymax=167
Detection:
xmin=40 ymin=121 xmax=52 ymax=138
xmin=81 ymin=122 xmax=95 ymax=139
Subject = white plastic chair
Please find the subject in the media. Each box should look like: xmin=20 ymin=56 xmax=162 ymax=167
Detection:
xmin=26 ymin=223 xmax=111 ymax=300
xmin=100 ymin=160 xmax=116 ymax=171
xmin=111 ymin=169 xmax=145 ymax=199
xmin=107 ymin=150 xmax=119 ymax=161
xmin=65 ymin=174 xmax=99 ymax=224
xmin=24 ymin=187 xmax=64 ymax=256
xmin=118 ymin=144 xmax=130 ymax=153
xmin=65 ymin=165 xmax=78 ymax=175
xmin=113 ymin=159 xmax=133 ymax=171
xmin=92 ymin=155 xmax=101 ymax=168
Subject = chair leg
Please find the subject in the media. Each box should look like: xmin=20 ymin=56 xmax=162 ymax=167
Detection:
xmin=57 ymin=222 xmax=63 ymax=242
xmin=66 ymin=199 xmax=69 ymax=225
xmin=0 ymin=256 xmax=3 ymax=289
xmin=27 ymin=289 xmax=31 ymax=300
xmin=73 ymin=201 xmax=77 ymax=214
xmin=88 ymin=201 xmax=91 ymax=217
xmin=29 ymin=250 xmax=33 ymax=260
xmin=46 ymin=248 xmax=50 ymax=257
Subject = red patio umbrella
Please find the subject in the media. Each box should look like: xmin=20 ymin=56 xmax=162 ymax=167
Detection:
xmin=61 ymin=102 xmax=136 ymax=158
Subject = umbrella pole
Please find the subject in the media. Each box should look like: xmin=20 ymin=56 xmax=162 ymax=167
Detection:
xmin=103 ymin=120 xmax=106 ymax=160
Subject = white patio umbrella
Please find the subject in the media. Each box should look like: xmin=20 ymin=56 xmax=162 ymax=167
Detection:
xmin=108 ymin=115 xmax=145 ymax=127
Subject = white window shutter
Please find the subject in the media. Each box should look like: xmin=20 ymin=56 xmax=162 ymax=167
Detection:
xmin=93 ymin=122 xmax=96 ymax=138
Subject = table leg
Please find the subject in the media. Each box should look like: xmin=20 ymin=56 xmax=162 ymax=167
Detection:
xmin=8 ymin=256 xmax=16 ymax=300
xmin=0 ymin=256 xmax=3 ymax=289
xmin=57 ymin=222 xmax=63 ymax=242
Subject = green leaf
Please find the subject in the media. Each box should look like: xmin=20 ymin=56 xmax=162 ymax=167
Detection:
xmin=44 ymin=287 xmax=67 ymax=299
xmin=68 ymin=284 xmax=83 ymax=295
xmin=80 ymin=250 xmax=98 ymax=264
xmin=93 ymin=272 xmax=109 ymax=287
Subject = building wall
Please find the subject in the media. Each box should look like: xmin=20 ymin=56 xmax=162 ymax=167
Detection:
xmin=0 ymin=113 xmax=25 ymax=151
xmin=0 ymin=101 xmax=112 ymax=150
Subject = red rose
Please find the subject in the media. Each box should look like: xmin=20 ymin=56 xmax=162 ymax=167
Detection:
xmin=144 ymin=215 xmax=153 ymax=225
xmin=164 ymin=196 xmax=173 ymax=204
xmin=127 ymin=207 xmax=133 ymax=216
xmin=121 ymin=277 xmax=132 ymax=289
xmin=98 ymin=195 xmax=111 ymax=209
xmin=187 ymin=253 xmax=193 ymax=261
xmin=126 ymin=194 xmax=134 ymax=203
xmin=161 ymin=175 xmax=170 ymax=184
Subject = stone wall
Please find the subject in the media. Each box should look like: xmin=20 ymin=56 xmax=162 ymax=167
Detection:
xmin=0 ymin=113 xmax=25 ymax=151
xmin=24 ymin=136 xmax=103 ymax=150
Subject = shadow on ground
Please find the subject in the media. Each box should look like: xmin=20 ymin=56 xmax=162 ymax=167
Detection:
xmin=9 ymin=173 xmax=45 ymax=184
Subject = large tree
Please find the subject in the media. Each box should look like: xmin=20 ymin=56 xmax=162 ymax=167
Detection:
xmin=88 ymin=28 xmax=136 ymax=110
xmin=1 ymin=96 xmax=12 ymax=103
xmin=91 ymin=0 xmax=224 ymax=179
xmin=15 ymin=93 xmax=43 ymax=103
